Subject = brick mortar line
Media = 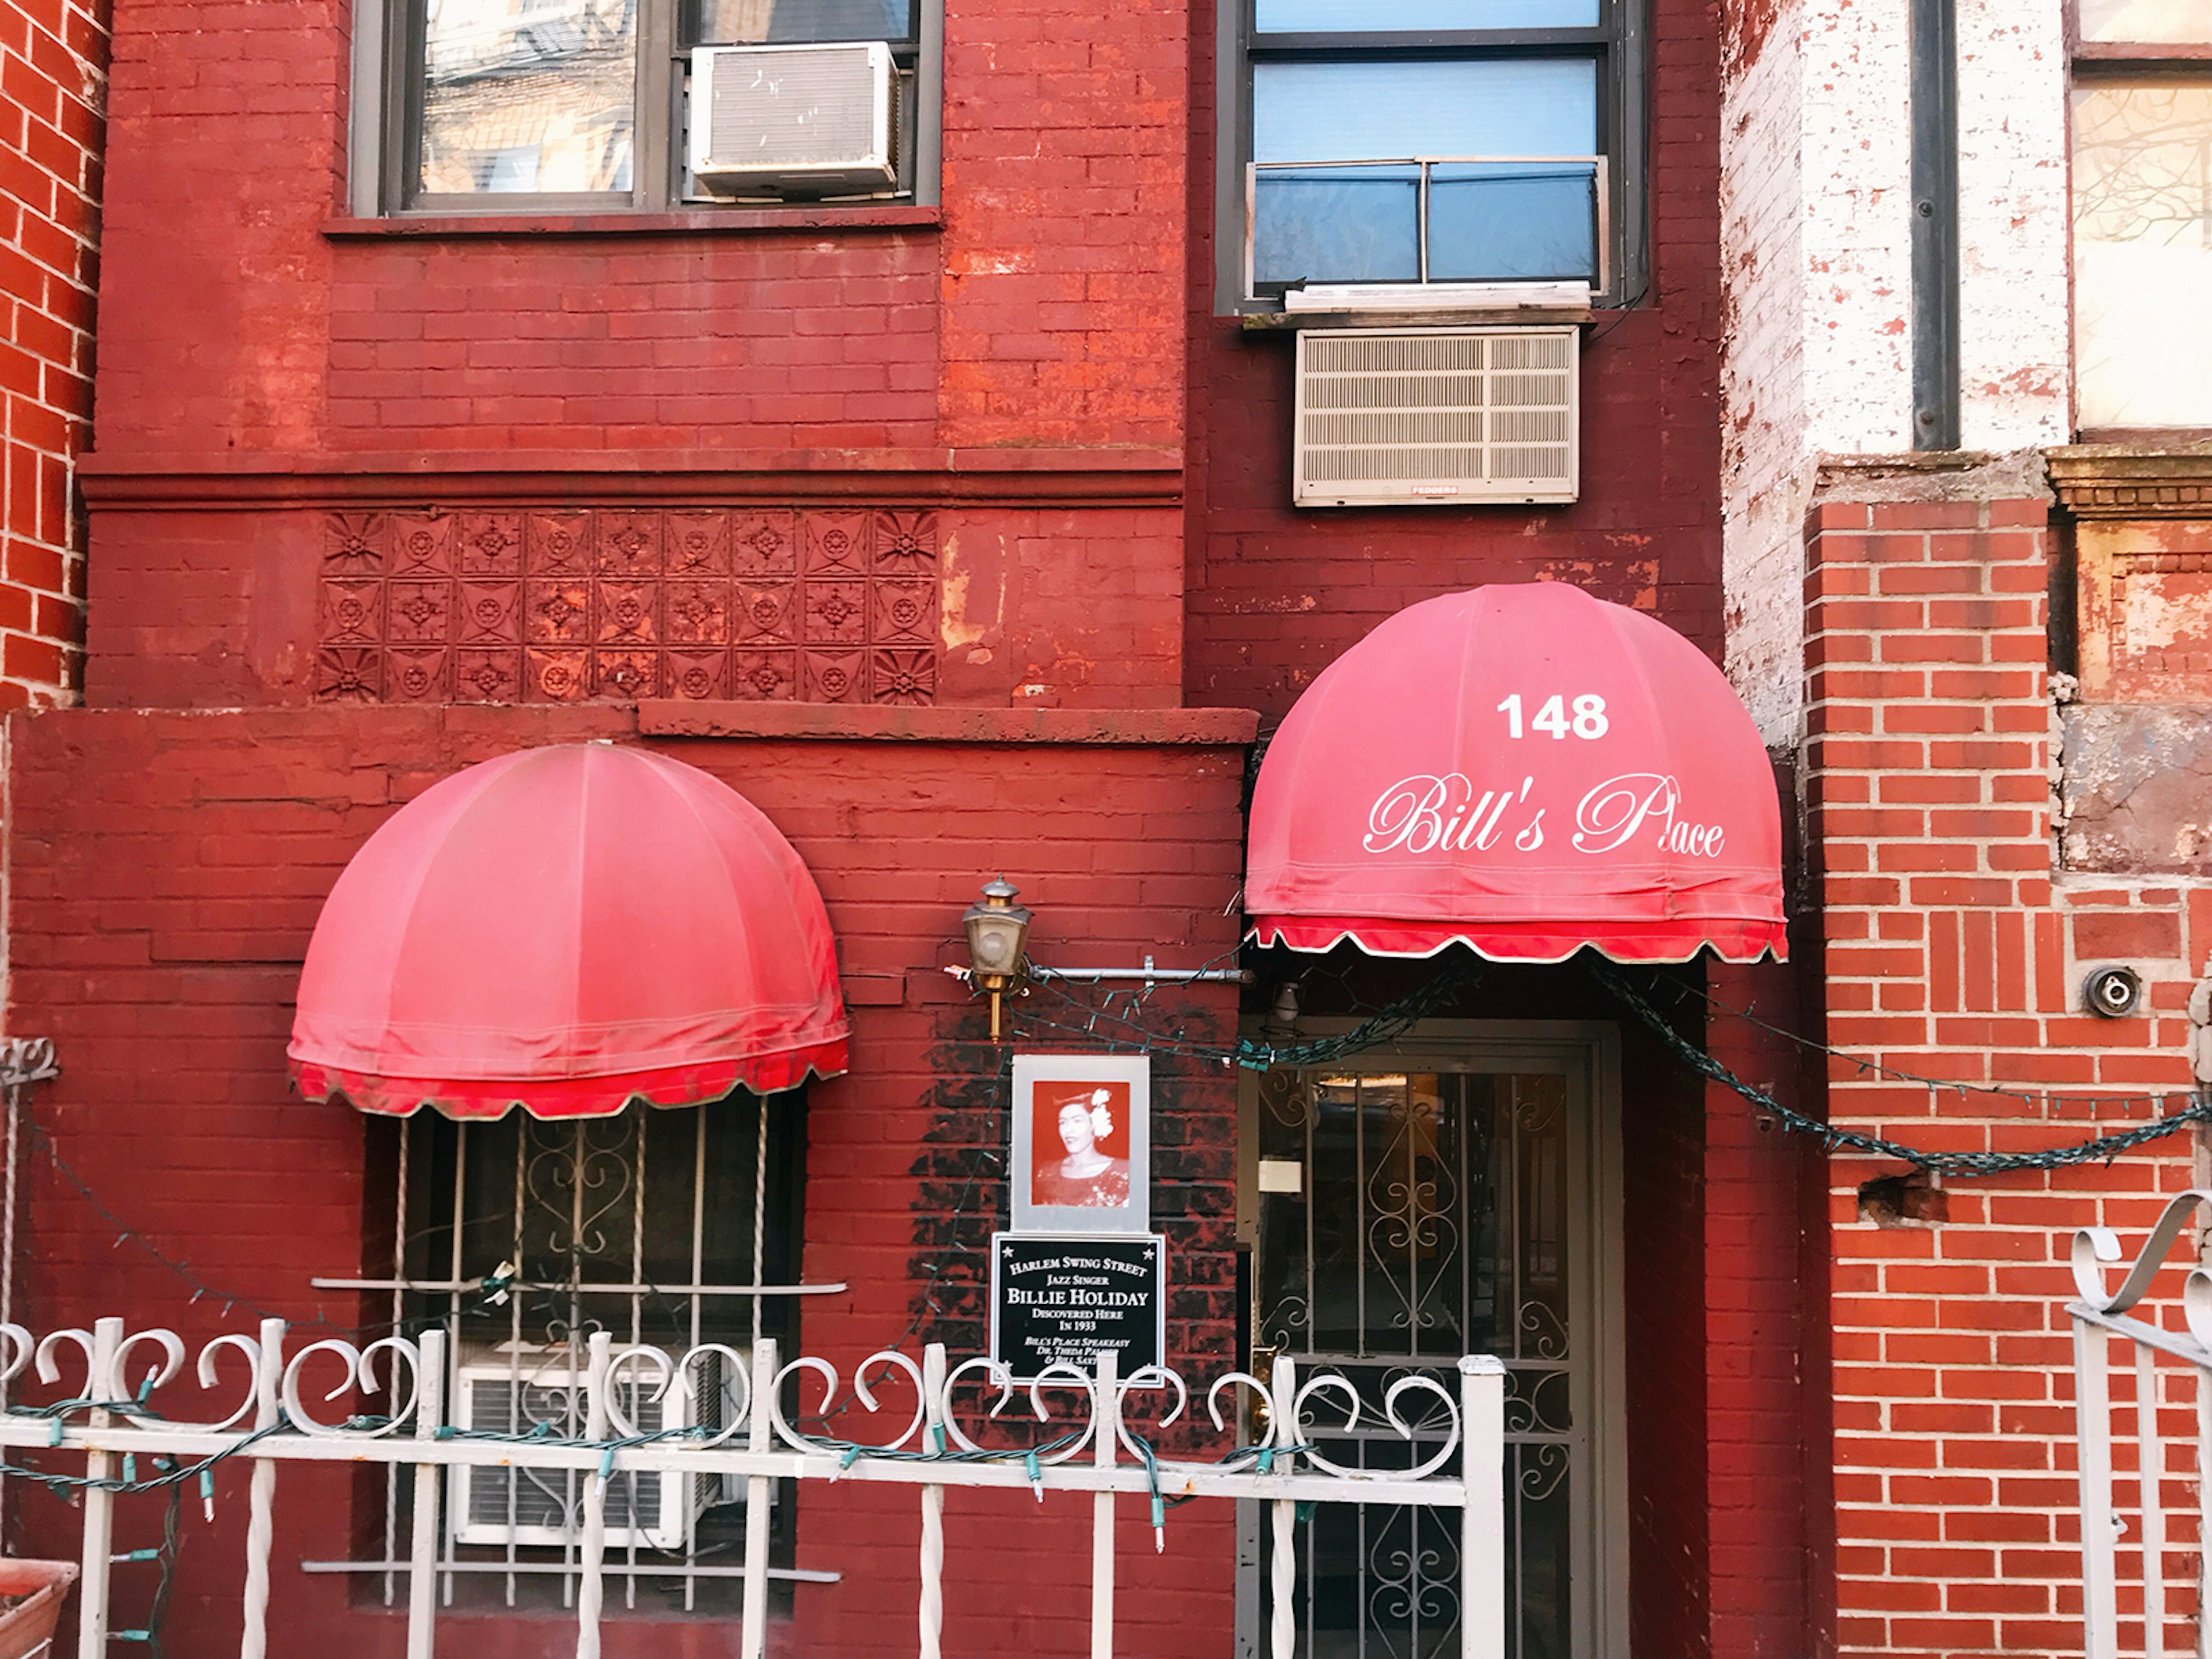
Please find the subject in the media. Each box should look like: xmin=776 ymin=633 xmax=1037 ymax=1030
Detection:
xmin=0 ymin=224 xmax=101 ymax=286
xmin=0 ymin=1 xmax=113 ymax=78
xmin=0 ymin=79 xmax=107 ymax=143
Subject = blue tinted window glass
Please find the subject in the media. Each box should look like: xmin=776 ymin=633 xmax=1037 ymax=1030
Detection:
xmin=1251 ymin=60 xmax=1597 ymax=162
xmin=1426 ymin=161 xmax=1598 ymax=281
xmin=1256 ymin=0 xmax=1598 ymax=28
xmin=1252 ymin=166 xmax=1422 ymax=286
xmin=692 ymin=0 xmax=916 ymax=43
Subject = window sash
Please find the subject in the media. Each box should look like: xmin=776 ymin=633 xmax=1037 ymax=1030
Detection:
xmin=404 ymin=0 xmax=641 ymax=206
xmin=2076 ymin=0 xmax=2212 ymax=47
xmin=1240 ymin=52 xmax=1616 ymax=301
xmin=1251 ymin=58 xmax=1601 ymax=162
xmin=681 ymin=0 xmax=919 ymax=47
xmin=1255 ymin=0 xmax=1602 ymax=30
xmin=371 ymin=0 xmax=935 ymax=214
xmin=1226 ymin=0 xmax=1637 ymax=307
xmin=2067 ymin=0 xmax=2212 ymax=430
xmin=342 ymin=1099 xmax=811 ymax=1606
xmin=2070 ymin=74 xmax=2212 ymax=429
xmin=1247 ymin=155 xmax=1611 ymax=292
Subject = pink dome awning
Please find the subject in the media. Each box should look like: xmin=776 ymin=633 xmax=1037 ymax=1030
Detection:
xmin=290 ymin=744 xmax=849 ymax=1120
xmin=1246 ymin=584 xmax=1787 ymax=965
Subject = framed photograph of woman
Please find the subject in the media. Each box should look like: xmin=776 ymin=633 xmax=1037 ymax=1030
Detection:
xmin=1010 ymin=1054 xmax=1150 ymax=1234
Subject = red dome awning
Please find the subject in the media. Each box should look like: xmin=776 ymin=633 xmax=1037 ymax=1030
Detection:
xmin=290 ymin=744 xmax=849 ymax=1120
xmin=1247 ymin=584 xmax=1786 ymax=964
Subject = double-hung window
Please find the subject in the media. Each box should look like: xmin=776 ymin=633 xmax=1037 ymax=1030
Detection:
xmin=1222 ymin=0 xmax=1641 ymax=308
xmin=357 ymin=0 xmax=939 ymax=215
xmin=2070 ymin=0 xmax=2212 ymax=431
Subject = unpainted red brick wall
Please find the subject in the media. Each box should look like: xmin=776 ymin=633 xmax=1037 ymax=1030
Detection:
xmin=0 ymin=0 xmax=102 ymax=704
xmin=3 ymin=704 xmax=1247 ymax=1658
xmin=92 ymin=0 xmax=1183 ymax=459
xmin=1183 ymin=0 xmax=1727 ymax=722
xmin=1808 ymin=497 xmax=2205 ymax=1658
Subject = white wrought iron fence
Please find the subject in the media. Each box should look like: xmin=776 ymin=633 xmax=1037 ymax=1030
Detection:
xmin=2070 ymin=1188 xmax=2212 ymax=1659
xmin=0 ymin=1316 xmax=1508 ymax=1659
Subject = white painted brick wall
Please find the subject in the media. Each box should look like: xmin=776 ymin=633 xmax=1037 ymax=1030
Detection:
xmin=1956 ymin=0 xmax=2070 ymax=451
xmin=1721 ymin=0 xmax=1812 ymax=747
xmin=1801 ymin=0 xmax=1917 ymax=455
xmin=1722 ymin=0 xmax=2073 ymax=740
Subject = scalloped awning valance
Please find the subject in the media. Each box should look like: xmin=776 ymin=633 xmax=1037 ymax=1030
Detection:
xmin=1245 ymin=584 xmax=1787 ymax=964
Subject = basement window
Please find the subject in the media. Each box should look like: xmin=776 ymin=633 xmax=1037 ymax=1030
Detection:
xmin=354 ymin=0 xmax=942 ymax=216
xmin=340 ymin=1093 xmax=808 ymax=1612
xmin=2070 ymin=1 xmax=2212 ymax=430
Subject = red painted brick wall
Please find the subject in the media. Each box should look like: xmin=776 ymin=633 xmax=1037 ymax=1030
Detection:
xmin=80 ymin=501 xmax=1188 ymax=712
xmin=1183 ymin=0 xmax=1728 ymax=722
xmin=938 ymin=0 xmax=1184 ymax=449
xmin=0 ymin=0 xmax=102 ymax=704
xmin=3 ymin=703 xmax=1247 ymax=1657
xmin=1181 ymin=0 xmax=1828 ymax=1647
xmin=1706 ymin=954 xmax=1828 ymax=1659
xmin=1807 ymin=496 xmax=2202 ymax=1658
xmin=1619 ymin=1003 xmax=1715 ymax=1658
xmin=91 ymin=0 xmax=1183 ymax=461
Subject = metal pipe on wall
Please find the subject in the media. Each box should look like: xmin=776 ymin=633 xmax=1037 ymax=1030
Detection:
xmin=1910 ymin=0 xmax=1961 ymax=450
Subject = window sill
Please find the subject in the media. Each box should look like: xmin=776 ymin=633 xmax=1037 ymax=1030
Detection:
xmin=1239 ymin=304 xmax=1594 ymax=332
xmin=323 ymin=206 xmax=942 ymax=240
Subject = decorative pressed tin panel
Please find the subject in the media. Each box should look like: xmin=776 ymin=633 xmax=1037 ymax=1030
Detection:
xmin=316 ymin=508 xmax=940 ymax=706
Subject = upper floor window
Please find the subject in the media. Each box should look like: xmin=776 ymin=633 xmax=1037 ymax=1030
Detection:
xmin=361 ymin=0 xmax=937 ymax=215
xmin=2071 ymin=0 xmax=2212 ymax=431
xmin=1224 ymin=0 xmax=1639 ymax=307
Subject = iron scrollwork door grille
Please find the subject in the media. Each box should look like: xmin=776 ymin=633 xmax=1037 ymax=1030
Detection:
xmin=1252 ymin=1063 xmax=1596 ymax=1659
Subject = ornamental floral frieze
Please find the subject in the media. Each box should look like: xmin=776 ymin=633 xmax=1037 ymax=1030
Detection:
xmin=316 ymin=508 xmax=940 ymax=706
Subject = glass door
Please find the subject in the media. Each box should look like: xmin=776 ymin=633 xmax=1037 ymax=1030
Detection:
xmin=1239 ymin=1032 xmax=1624 ymax=1659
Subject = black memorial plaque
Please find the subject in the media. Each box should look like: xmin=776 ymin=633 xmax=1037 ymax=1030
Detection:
xmin=990 ymin=1233 xmax=1166 ymax=1381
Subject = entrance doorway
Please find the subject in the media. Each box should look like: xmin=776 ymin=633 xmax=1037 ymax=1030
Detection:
xmin=1237 ymin=1024 xmax=1627 ymax=1659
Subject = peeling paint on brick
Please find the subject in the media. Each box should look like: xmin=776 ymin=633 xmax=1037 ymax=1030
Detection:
xmin=1721 ymin=0 xmax=2071 ymax=744
xmin=2061 ymin=704 xmax=2212 ymax=874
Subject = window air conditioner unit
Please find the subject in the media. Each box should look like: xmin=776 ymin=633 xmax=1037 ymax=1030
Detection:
xmin=1293 ymin=327 xmax=1580 ymax=508
xmin=688 ymin=42 xmax=899 ymax=198
xmin=449 ymin=1347 xmax=741 ymax=1552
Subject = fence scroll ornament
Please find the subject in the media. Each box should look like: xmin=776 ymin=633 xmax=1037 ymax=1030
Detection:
xmin=0 ymin=1315 xmax=1509 ymax=1659
xmin=2067 ymin=1190 xmax=2212 ymax=1659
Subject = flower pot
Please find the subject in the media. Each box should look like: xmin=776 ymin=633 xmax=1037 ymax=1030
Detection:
xmin=0 ymin=1560 xmax=78 ymax=1659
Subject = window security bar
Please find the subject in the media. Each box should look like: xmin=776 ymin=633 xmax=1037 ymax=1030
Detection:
xmin=1244 ymin=155 xmax=1611 ymax=301
xmin=373 ymin=1100 xmax=804 ymax=1613
xmin=5 ymin=1316 xmax=1511 ymax=1659
xmin=310 ymin=1278 xmax=846 ymax=1297
xmin=300 ymin=1558 xmax=840 ymax=1584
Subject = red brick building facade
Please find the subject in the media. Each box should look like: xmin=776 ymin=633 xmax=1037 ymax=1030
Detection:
xmin=1805 ymin=482 xmax=2212 ymax=1657
xmin=2 ymin=0 xmax=2202 ymax=1654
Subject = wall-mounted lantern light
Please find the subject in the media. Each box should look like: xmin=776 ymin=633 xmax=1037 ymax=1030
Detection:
xmin=962 ymin=877 xmax=1033 ymax=1040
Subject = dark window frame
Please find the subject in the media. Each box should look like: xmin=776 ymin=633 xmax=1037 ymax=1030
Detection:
xmin=1215 ymin=0 xmax=1645 ymax=312
xmin=354 ymin=0 xmax=943 ymax=218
